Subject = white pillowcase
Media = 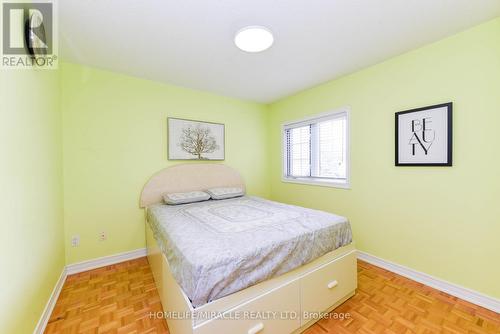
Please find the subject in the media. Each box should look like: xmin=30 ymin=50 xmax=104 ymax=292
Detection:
xmin=163 ymin=191 xmax=210 ymax=205
xmin=206 ymin=187 xmax=245 ymax=200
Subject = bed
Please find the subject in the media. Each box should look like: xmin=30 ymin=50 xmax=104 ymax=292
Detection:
xmin=141 ymin=164 xmax=357 ymax=334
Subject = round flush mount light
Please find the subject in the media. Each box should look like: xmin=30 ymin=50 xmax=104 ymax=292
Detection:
xmin=234 ymin=26 xmax=274 ymax=53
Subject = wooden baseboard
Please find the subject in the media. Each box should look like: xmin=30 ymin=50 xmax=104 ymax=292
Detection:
xmin=33 ymin=268 xmax=67 ymax=334
xmin=357 ymin=251 xmax=500 ymax=313
xmin=65 ymin=248 xmax=147 ymax=275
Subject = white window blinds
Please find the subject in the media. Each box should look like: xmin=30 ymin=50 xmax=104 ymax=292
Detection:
xmin=285 ymin=125 xmax=311 ymax=177
xmin=283 ymin=110 xmax=348 ymax=185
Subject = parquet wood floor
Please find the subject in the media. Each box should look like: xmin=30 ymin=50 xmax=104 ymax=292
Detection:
xmin=45 ymin=258 xmax=500 ymax=334
xmin=44 ymin=257 xmax=168 ymax=334
xmin=304 ymin=261 xmax=500 ymax=334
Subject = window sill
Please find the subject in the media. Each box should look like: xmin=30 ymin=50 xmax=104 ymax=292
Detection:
xmin=281 ymin=177 xmax=351 ymax=189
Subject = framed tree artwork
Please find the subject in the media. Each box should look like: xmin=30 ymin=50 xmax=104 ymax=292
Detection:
xmin=395 ymin=102 xmax=452 ymax=166
xmin=167 ymin=118 xmax=225 ymax=160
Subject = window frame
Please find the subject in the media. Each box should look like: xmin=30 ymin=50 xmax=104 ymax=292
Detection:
xmin=281 ymin=108 xmax=351 ymax=189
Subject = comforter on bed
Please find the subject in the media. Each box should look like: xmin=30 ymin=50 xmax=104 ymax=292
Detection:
xmin=147 ymin=196 xmax=352 ymax=308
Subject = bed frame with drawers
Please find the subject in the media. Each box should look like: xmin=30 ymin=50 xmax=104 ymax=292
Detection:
xmin=140 ymin=163 xmax=357 ymax=334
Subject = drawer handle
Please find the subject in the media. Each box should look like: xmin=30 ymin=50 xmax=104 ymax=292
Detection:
xmin=327 ymin=280 xmax=339 ymax=289
xmin=248 ymin=322 xmax=264 ymax=334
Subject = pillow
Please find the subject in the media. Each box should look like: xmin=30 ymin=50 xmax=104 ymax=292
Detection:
xmin=163 ymin=191 xmax=210 ymax=205
xmin=206 ymin=187 xmax=245 ymax=200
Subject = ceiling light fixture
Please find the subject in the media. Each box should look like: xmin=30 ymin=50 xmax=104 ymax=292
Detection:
xmin=234 ymin=26 xmax=274 ymax=53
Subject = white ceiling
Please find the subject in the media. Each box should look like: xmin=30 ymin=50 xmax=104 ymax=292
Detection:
xmin=60 ymin=1 xmax=500 ymax=103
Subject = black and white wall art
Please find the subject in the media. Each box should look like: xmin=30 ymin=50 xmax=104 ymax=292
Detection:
xmin=395 ymin=103 xmax=452 ymax=166
xmin=168 ymin=118 xmax=225 ymax=160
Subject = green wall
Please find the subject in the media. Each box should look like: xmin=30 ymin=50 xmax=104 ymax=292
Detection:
xmin=60 ymin=62 xmax=271 ymax=264
xmin=0 ymin=69 xmax=65 ymax=333
xmin=268 ymin=18 xmax=500 ymax=298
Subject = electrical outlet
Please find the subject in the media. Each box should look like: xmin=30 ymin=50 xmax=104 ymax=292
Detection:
xmin=71 ymin=235 xmax=80 ymax=247
xmin=99 ymin=231 xmax=107 ymax=241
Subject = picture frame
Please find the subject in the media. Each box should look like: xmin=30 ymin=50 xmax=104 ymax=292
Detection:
xmin=167 ymin=117 xmax=225 ymax=160
xmin=395 ymin=102 xmax=452 ymax=166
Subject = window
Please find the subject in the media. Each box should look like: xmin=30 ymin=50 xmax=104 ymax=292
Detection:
xmin=283 ymin=109 xmax=349 ymax=188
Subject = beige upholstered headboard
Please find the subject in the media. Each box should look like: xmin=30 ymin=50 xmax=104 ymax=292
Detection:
xmin=140 ymin=163 xmax=245 ymax=207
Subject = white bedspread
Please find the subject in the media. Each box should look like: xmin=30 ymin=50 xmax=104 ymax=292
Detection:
xmin=147 ymin=196 xmax=352 ymax=308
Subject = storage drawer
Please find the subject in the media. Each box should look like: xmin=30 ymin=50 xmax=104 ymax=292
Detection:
xmin=300 ymin=250 xmax=357 ymax=323
xmin=194 ymin=280 xmax=300 ymax=334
